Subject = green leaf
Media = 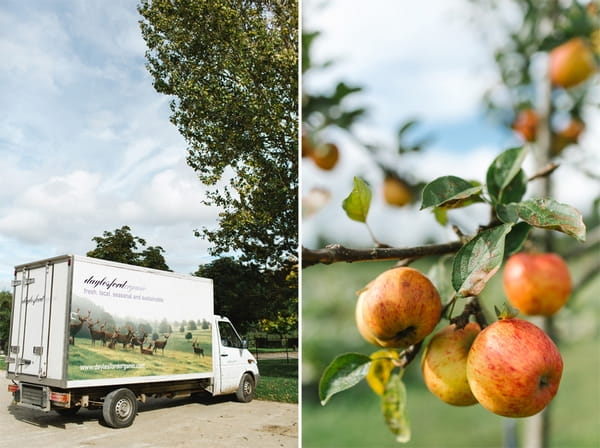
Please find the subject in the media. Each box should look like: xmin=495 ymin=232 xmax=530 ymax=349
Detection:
xmin=507 ymin=198 xmax=586 ymax=242
xmin=486 ymin=147 xmax=527 ymax=204
xmin=319 ymin=353 xmax=371 ymax=405
xmin=420 ymin=176 xmax=483 ymax=210
xmin=382 ymin=371 xmax=411 ymax=443
xmin=498 ymin=169 xmax=527 ymax=204
xmin=342 ymin=177 xmax=372 ymax=223
xmin=433 ymin=207 xmax=448 ymax=226
xmin=427 ymin=255 xmax=455 ymax=303
xmin=504 ymin=222 xmax=532 ymax=256
xmin=452 ymin=224 xmax=513 ymax=297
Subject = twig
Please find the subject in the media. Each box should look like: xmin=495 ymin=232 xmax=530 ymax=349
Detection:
xmin=301 ymin=241 xmax=463 ymax=268
xmin=528 ymin=162 xmax=559 ymax=182
xmin=396 ymin=340 xmax=423 ymax=369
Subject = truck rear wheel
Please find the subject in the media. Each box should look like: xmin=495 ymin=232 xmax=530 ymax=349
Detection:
xmin=102 ymin=388 xmax=137 ymax=428
xmin=235 ymin=373 xmax=255 ymax=403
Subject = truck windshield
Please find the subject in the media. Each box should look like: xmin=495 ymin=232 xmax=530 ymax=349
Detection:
xmin=218 ymin=321 xmax=243 ymax=349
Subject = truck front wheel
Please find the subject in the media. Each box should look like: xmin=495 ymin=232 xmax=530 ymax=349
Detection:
xmin=235 ymin=373 xmax=255 ymax=403
xmin=102 ymin=388 xmax=138 ymax=428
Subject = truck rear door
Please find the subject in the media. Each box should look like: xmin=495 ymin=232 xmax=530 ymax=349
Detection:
xmin=8 ymin=263 xmax=55 ymax=378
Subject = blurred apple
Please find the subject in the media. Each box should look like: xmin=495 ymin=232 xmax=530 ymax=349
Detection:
xmin=311 ymin=142 xmax=339 ymax=170
xmin=383 ymin=174 xmax=413 ymax=207
xmin=512 ymin=108 xmax=538 ymax=142
xmin=549 ymin=37 xmax=597 ymax=88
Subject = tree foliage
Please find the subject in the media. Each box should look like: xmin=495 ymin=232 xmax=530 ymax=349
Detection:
xmin=0 ymin=290 xmax=12 ymax=352
xmin=194 ymin=256 xmax=297 ymax=333
xmin=138 ymin=0 xmax=299 ymax=271
xmin=87 ymin=225 xmax=170 ymax=271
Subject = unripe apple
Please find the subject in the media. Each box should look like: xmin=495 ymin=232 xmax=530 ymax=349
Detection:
xmin=466 ymin=318 xmax=563 ymax=418
xmin=383 ymin=175 xmax=413 ymax=207
xmin=503 ymin=252 xmax=572 ymax=316
xmin=310 ymin=142 xmax=339 ymax=170
xmin=421 ymin=323 xmax=481 ymax=406
xmin=549 ymin=37 xmax=597 ymax=88
xmin=512 ymin=108 xmax=538 ymax=142
xmin=355 ymin=267 xmax=442 ymax=348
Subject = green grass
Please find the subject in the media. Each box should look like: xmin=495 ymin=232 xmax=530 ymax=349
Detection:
xmin=302 ymin=259 xmax=600 ymax=447
xmin=255 ymin=358 xmax=298 ymax=403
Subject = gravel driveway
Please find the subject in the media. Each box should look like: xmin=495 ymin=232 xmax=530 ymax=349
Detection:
xmin=0 ymin=376 xmax=298 ymax=447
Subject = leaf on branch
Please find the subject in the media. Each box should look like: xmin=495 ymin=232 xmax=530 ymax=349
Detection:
xmin=420 ymin=176 xmax=483 ymax=210
xmin=486 ymin=146 xmax=527 ymax=204
xmin=382 ymin=371 xmax=411 ymax=443
xmin=342 ymin=177 xmax=372 ymax=223
xmin=505 ymin=198 xmax=586 ymax=242
xmin=452 ymin=224 xmax=513 ymax=297
xmin=366 ymin=350 xmax=400 ymax=396
xmin=319 ymin=353 xmax=371 ymax=405
xmin=504 ymin=222 xmax=532 ymax=256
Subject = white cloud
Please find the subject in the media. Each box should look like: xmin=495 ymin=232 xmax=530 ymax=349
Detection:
xmin=0 ymin=2 xmax=225 ymax=291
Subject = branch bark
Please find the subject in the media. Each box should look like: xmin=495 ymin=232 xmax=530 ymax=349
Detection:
xmin=301 ymin=240 xmax=463 ymax=268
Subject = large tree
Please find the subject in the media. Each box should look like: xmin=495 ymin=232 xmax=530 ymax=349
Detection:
xmin=87 ymin=225 xmax=170 ymax=271
xmin=194 ymin=257 xmax=297 ymax=333
xmin=138 ymin=0 xmax=298 ymax=271
xmin=0 ymin=290 xmax=12 ymax=353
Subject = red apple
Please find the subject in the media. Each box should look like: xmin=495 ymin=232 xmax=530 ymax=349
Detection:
xmin=355 ymin=267 xmax=442 ymax=348
xmin=466 ymin=318 xmax=563 ymax=418
xmin=549 ymin=37 xmax=597 ymax=88
xmin=503 ymin=252 xmax=572 ymax=316
xmin=421 ymin=322 xmax=481 ymax=406
xmin=512 ymin=108 xmax=538 ymax=142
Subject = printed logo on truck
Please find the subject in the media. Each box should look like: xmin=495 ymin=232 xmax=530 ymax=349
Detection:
xmin=67 ymin=262 xmax=214 ymax=381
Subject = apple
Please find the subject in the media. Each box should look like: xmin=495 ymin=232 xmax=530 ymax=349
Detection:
xmin=355 ymin=267 xmax=442 ymax=348
xmin=301 ymin=132 xmax=314 ymax=158
xmin=421 ymin=322 xmax=481 ymax=406
xmin=503 ymin=252 xmax=572 ymax=316
xmin=310 ymin=142 xmax=339 ymax=170
xmin=466 ymin=318 xmax=563 ymax=418
xmin=549 ymin=37 xmax=597 ymax=88
xmin=383 ymin=174 xmax=413 ymax=207
xmin=512 ymin=108 xmax=538 ymax=142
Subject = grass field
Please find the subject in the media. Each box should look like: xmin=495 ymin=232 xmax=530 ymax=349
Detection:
xmin=255 ymin=358 xmax=298 ymax=404
xmin=302 ymin=257 xmax=600 ymax=447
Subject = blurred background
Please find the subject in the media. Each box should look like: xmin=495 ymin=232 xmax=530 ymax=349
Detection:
xmin=301 ymin=0 xmax=600 ymax=446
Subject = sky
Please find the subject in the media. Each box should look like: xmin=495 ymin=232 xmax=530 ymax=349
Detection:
xmin=0 ymin=1 xmax=221 ymax=290
xmin=301 ymin=0 xmax=600 ymax=250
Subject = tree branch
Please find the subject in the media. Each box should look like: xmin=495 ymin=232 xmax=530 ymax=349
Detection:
xmin=302 ymin=240 xmax=463 ymax=268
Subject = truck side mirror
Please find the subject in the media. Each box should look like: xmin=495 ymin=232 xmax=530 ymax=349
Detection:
xmin=242 ymin=338 xmax=248 ymax=349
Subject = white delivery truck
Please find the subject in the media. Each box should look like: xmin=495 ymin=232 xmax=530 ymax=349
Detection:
xmin=6 ymin=255 xmax=259 ymax=428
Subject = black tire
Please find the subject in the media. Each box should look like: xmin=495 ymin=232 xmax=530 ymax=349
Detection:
xmin=102 ymin=388 xmax=138 ymax=428
xmin=55 ymin=405 xmax=81 ymax=416
xmin=235 ymin=373 xmax=255 ymax=403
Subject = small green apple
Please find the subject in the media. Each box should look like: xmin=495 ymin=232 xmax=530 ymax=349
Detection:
xmin=421 ymin=322 xmax=481 ymax=406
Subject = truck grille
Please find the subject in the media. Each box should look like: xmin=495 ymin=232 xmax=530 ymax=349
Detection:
xmin=21 ymin=384 xmax=47 ymax=408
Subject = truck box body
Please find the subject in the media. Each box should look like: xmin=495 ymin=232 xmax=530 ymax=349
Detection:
xmin=6 ymin=255 xmax=259 ymax=426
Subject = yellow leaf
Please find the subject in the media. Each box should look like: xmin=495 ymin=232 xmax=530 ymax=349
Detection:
xmin=366 ymin=350 xmax=399 ymax=396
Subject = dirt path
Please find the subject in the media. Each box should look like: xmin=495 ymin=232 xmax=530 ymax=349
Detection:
xmin=0 ymin=376 xmax=298 ymax=447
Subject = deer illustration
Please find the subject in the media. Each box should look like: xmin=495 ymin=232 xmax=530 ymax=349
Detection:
xmin=69 ymin=309 xmax=90 ymax=345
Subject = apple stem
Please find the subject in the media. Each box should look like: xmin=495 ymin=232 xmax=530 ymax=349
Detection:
xmin=448 ymin=296 xmax=489 ymax=329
